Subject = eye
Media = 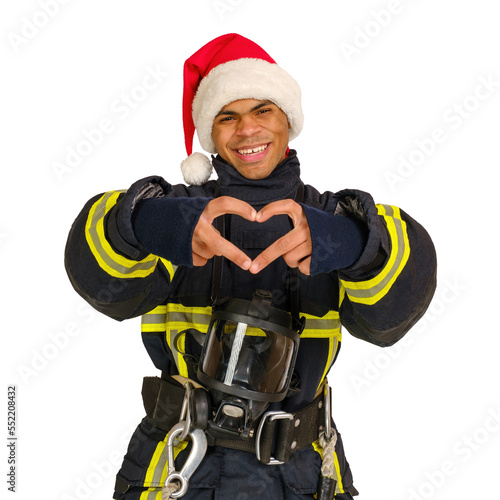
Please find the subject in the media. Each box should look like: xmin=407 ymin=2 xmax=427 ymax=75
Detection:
xmin=218 ymin=116 xmax=235 ymax=123
xmin=257 ymin=108 xmax=271 ymax=115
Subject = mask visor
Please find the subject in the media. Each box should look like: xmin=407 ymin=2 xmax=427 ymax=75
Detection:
xmin=200 ymin=318 xmax=296 ymax=400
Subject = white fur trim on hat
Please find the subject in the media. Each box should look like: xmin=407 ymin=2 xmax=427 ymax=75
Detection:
xmin=180 ymin=152 xmax=213 ymax=185
xmin=192 ymin=58 xmax=303 ymax=154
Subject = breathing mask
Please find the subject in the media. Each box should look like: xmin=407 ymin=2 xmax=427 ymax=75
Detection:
xmin=198 ymin=289 xmax=304 ymax=439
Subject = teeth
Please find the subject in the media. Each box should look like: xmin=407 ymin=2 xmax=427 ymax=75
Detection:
xmin=237 ymin=144 xmax=268 ymax=155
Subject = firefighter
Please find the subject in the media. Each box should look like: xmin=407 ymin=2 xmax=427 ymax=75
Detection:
xmin=65 ymin=33 xmax=437 ymax=499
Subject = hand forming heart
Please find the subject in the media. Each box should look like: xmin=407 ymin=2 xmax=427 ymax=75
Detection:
xmin=191 ymin=196 xmax=312 ymax=275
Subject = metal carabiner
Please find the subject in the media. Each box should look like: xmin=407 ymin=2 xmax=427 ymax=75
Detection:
xmin=164 ymin=422 xmax=208 ymax=498
xmin=323 ymin=384 xmax=334 ymax=442
xmin=178 ymin=382 xmax=193 ymax=442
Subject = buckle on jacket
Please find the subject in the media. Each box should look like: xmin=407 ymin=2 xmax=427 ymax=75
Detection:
xmin=255 ymin=411 xmax=294 ymax=465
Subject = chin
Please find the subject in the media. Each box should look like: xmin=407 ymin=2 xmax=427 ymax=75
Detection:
xmin=237 ymin=165 xmax=275 ymax=180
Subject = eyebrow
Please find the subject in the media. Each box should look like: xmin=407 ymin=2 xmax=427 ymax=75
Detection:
xmin=215 ymin=100 xmax=274 ymax=118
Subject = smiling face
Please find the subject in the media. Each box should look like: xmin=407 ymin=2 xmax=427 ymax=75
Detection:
xmin=211 ymin=99 xmax=290 ymax=180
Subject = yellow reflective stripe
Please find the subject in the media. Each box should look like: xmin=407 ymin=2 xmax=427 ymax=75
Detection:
xmin=165 ymin=303 xmax=213 ymax=318
xmin=338 ymin=282 xmax=346 ymax=308
xmin=300 ymin=311 xmax=341 ymax=339
xmin=160 ymin=258 xmax=177 ymax=281
xmin=142 ymin=433 xmax=188 ymax=489
xmin=168 ymin=320 xmax=211 ymax=331
xmin=141 ymin=324 xmax=167 ymax=333
xmin=144 ymin=440 xmax=166 ymax=486
xmin=340 ymin=204 xmax=410 ymax=305
xmin=143 ymin=304 xmax=343 ymax=380
xmin=334 ymin=451 xmax=345 ymax=493
xmin=165 ymin=328 xmax=188 ymax=377
xmin=166 ymin=305 xmax=212 ymax=333
xmin=176 ymin=332 xmax=188 ymax=378
xmin=144 ymin=305 xmax=168 ymax=315
xmin=85 ymin=191 xmax=161 ymax=279
xmin=312 ymin=439 xmax=323 ymax=458
xmin=317 ymin=336 xmax=339 ymax=392
xmin=164 ymin=304 xmax=212 ymax=378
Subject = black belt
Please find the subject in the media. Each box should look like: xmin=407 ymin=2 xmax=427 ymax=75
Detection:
xmin=212 ymin=391 xmax=326 ymax=464
xmin=142 ymin=375 xmax=326 ymax=465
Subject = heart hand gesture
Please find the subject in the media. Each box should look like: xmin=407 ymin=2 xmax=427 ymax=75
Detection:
xmin=192 ymin=196 xmax=312 ymax=275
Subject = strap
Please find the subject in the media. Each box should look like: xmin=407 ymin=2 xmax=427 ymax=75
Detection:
xmin=210 ymin=240 xmax=224 ymax=305
xmin=141 ymin=375 xmax=186 ymax=431
xmin=210 ymin=182 xmax=224 ymax=305
xmin=273 ymin=391 xmax=324 ymax=462
xmin=317 ymin=476 xmax=337 ymax=500
xmin=289 ymin=182 xmax=304 ymax=326
xmin=213 ymin=389 xmax=325 ymax=464
xmin=114 ymin=476 xmax=130 ymax=494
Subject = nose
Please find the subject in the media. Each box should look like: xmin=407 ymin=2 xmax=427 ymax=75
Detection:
xmin=236 ymin=115 xmax=262 ymax=137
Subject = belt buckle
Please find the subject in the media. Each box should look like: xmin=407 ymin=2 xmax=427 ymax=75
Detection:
xmin=255 ymin=410 xmax=294 ymax=465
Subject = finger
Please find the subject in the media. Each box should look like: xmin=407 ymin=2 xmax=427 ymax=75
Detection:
xmin=192 ymin=225 xmax=219 ymax=259
xmin=195 ymin=222 xmax=251 ymax=266
xmin=298 ymin=256 xmax=311 ymax=276
xmin=204 ymin=196 xmax=257 ymax=222
xmin=218 ymin=240 xmax=252 ymax=270
xmin=282 ymin=240 xmax=313 ymax=268
xmin=250 ymin=228 xmax=309 ymax=274
xmin=256 ymin=199 xmax=302 ymax=224
xmin=193 ymin=206 xmax=253 ymax=270
xmin=191 ymin=241 xmax=216 ymax=261
xmin=192 ymin=253 xmax=208 ymax=267
xmin=198 ymin=228 xmax=251 ymax=270
xmin=194 ymin=230 xmax=252 ymax=270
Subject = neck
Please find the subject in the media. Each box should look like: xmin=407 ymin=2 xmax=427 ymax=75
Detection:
xmin=213 ymin=150 xmax=302 ymax=206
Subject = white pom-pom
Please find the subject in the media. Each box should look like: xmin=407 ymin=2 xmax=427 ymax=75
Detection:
xmin=180 ymin=152 xmax=213 ymax=185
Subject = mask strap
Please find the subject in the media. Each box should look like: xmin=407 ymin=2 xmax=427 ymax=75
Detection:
xmin=289 ymin=182 xmax=304 ymax=328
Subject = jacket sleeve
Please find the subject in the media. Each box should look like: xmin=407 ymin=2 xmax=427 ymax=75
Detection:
xmin=333 ymin=189 xmax=437 ymax=347
xmin=64 ymin=176 xmax=209 ymax=321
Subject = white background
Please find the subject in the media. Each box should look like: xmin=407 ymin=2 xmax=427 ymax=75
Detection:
xmin=1 ymin=1 xmax=499 ymax=498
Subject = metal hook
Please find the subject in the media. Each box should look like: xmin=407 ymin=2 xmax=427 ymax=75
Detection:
xmin=163 ymin=381 xmax=210 ymax=497
xmin=165 ymin=423 xmax=208 ymax=498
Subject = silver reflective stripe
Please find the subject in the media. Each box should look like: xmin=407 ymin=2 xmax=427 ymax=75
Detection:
xmin=167 ymin=312 xmax=212 ymax=326
xmin=151 ymin=450 xmax=169 ymax=487
xmin=169 ymin=329 xmax=180 ymax=361
xmin=142 ymin=314 xmax=168 ymax=326
xmin=304 ymin=317 xmax=341 ymax=331
xmin=143 ymin=488 xmax=161 ymax=499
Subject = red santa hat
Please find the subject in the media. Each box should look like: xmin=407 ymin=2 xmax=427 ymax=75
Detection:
xmin=181 ymin=33 xmax=304 ymax=185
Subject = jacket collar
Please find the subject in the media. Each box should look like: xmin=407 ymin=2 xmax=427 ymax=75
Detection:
xmin=212 ymin=149 xmax=302 ymax=205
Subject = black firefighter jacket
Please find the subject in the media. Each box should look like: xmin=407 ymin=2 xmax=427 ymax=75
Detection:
xmin=64 ymin=150 xmax=437 ymax=495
